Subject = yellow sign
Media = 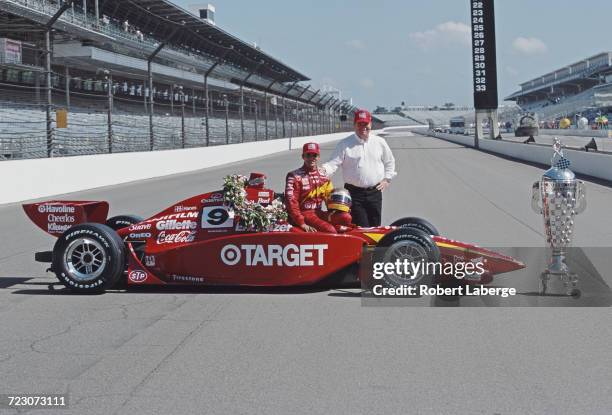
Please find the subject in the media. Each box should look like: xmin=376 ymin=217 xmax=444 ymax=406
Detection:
xmin=56 ymin=109 xmax=68 ymax=128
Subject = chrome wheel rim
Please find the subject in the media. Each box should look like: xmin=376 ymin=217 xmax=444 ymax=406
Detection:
xmin=64 ymin=238 xmax=107 ymax=281
xmin=382 ymin=241 xmax=428 ymax=284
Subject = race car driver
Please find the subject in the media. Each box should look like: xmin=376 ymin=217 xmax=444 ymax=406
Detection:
xmin=285 ymin=143 xmax=336 ymax=233
xmin=321 ymin=188 xmax=356 ymax=233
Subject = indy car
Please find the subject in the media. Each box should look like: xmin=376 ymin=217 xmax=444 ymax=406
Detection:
xmin=23 ymin=177 xmax=525 ymax=293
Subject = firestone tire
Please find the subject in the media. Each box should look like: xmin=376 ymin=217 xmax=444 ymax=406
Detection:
xmin=373 ymin=228 xmax=441 ymax=289
xmin=105 ymin=215 xmax=143 ymax=231
xmin=52 ymin=223 xmax=125 ymax=294
xmin=389 ymin=217 xmax=439 ymax=236
xmin=105 ymin=215 xmax=143 ymax=290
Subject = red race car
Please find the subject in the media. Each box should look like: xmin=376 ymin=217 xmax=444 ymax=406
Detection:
xmin=23 ymin=176 xmax=525 ymax=293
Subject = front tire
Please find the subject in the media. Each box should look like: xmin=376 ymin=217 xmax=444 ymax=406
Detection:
xmin=373 ymin=228 xmax=441 ymax=289
xmin=390 ymin=217 xmax=439 ymax=236
xmin=52 ymin=224 xmax=125 ymax=293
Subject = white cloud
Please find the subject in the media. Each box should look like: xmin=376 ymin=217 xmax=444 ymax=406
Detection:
xmin=512 ymin=37 xmax=547 ymax=55
xmin=359 ymin=78 xmax=375 ymax=89
xmin=409 ymin=21 xmax=471 ymax=50
xmin=346 ymin=39 xmax=366 ymax=50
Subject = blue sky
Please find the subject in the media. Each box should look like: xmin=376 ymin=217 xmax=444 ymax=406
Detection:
xmin=175 ymin=0 xmax=612 ymax=109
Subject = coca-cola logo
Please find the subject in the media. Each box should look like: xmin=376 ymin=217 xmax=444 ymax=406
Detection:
xmin=156 ymin=231 xmax=196 ymax=245
xmin=128 ymin=270 xmax=147 ymax=283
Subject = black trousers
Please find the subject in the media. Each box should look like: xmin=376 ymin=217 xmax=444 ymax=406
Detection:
xmin=344 ymin=184 xmax=382 ymax=227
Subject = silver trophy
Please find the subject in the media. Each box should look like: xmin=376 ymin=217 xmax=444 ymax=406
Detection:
xmin=531 ymin=138 xmax=586 ymax=296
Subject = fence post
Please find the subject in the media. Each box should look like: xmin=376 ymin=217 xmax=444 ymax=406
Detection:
xmin=45 ymin=31 xmax=53 ymax=157
xmin=282 ymin=97 xmax=286 ymax=138
xmin=240 ymin=86 xmax=245 ymax=142
xmin=224 ymin=94 xmax=229 ymax=144
xmin=253 ymin=100 xmax=258 ymax=141
xmin=148 ymin=61 xmax=154 ymax=150
xmin=264 ymin=91 xmax=269 ymax=140
xmin=180 ymin=87 xmax=185 ymax=148
xmin=274 ymin=100 xmax=278 ymax=138
xmin=204 ymin=75 xmax=210 ymax=146
xmin=106 ymin=72 xmax=113 ymax=153
xmin=65 ymin=66 xmax=70 ymax=109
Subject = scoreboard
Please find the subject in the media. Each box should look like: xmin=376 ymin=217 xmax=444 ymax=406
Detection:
xmin=470 ymin=0 xmax=498 ymax=110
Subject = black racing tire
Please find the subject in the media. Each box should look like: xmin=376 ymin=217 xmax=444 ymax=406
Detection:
xmin=104 ymin=215 xmax=143 ymax=290
xmin=52 ymin=223 xmax=125 ymax=294
xmin=105 ymin=215 xmax=144 ymax=231
xmin=372 ymin=228 xmax=440 ymax=290
xmin=389 ymin=217 xmax=439 ymax=236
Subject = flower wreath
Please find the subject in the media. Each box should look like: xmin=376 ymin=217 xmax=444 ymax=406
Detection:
xmin=222 ymin=174 xmax=288 ymax=232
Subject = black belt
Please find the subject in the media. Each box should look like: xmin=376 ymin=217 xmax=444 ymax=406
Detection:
xmin=345 ymin=183 xmax=379 ymax=191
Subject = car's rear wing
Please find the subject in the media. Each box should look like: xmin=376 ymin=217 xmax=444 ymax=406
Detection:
xmin=22 ymin=201 xmax=109 ymax=237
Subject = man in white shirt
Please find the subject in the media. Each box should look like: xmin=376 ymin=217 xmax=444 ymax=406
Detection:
xmin=322 ymin=109 xmax=396 ymax=227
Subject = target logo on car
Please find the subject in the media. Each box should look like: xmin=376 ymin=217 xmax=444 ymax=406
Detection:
xmin=220 ymin=244 xmax=328 ymax=267
xmin=128 ymin=270 xmax=147 ymax=283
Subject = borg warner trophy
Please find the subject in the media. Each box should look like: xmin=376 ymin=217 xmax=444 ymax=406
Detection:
xmin=531 ymin=138 xmax=586 ymax=296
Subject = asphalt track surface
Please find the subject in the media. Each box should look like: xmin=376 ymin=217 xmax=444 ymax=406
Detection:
xmin=1 ymin=133 xmax=612 ymax=414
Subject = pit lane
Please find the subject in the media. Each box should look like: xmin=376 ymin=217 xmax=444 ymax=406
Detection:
xmin=1 ymin=133 xmax=612 ymax=414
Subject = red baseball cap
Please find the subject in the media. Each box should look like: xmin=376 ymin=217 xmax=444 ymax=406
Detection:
xmin=302 ymin=142 xmax=320 ymax=155
xmin=354 ymin=109 xmax=372 ymax=124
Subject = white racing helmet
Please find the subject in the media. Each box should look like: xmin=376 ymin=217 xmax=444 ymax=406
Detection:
xmin=327 ymin=188 xmax=352 ymax=212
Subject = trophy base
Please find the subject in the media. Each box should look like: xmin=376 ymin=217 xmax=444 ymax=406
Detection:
xmin=540 ymin=270 xmax=580 ymax=298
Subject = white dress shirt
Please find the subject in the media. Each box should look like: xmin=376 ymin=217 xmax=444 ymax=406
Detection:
xmin=322 ymin=133 xmax=397 ymax=188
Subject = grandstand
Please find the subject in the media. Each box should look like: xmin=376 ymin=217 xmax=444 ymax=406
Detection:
xmin=505 ymin=52 xmax=612 ymax=123
xmin=0 ymin=0 xmax=357 ymax=159
xmin=400 ymin=108 xmax=474 ymax=127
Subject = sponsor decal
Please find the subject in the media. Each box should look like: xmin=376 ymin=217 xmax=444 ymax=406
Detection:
xmin=128 ymin=270 xmax=147 ymax=283
xmin=257 ymin=197 xmax=270 ymax=204
xmin=144 ymin=212 xmax=198 ymax=224
xmin=156 ymin=220 xmax=197 ymax=231
xmin=174 ymin=205 xmax=198 ymax=213
xmin=270 ymin=223 xmax=292 ymax=232
xmin=144 ymin=255 xmax=155 ymax=267
xmin=156 ymin=230 xmax=196 ymax=244
xmin=305 ymin=181 xmax=333 ymax=200
xmin=128 ymin=223 xmax=152 ymax=231
xmin=47 ymin=214 xmax=75 ymax=223
xmin=170 ymin=274 xmax=205 ymax=283
xmin=202 ymin=206 xmax=233 ymax=229
xmin=201 ymin=192 xmax=224 ymax=203
xmin=48 ymin=223 xmax=71 ymax=233
xmin=258 ymin=191 xmax=270 ymax=197
xmin=37 ymin=204 xmax=75 ymax=214
xmin=220 ymin=244 xmax=328 ymax=267
xmin=129 ymin=232 xmax=152 ymax=239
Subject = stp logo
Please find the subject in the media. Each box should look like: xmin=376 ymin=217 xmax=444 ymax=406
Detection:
xmin=128 ymin=270 xmax=147 ymax=283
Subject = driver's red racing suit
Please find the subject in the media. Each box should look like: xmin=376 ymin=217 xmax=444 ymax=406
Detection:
xmin=285 ymin=166 xmax=336 ymax=233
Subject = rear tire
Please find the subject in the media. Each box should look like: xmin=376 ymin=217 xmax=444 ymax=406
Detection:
xmin=104 ymin=215 xmax=143 ymax=290
xmin=373 ymin=228 xmax=440 ymax=289
xmin=389 ymin=217 xmax=439 ymax=236
xmin=105 ymin=215 xmax=143 ymax=231
xmin=52 ymin=224 xmax=125 ymax=294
